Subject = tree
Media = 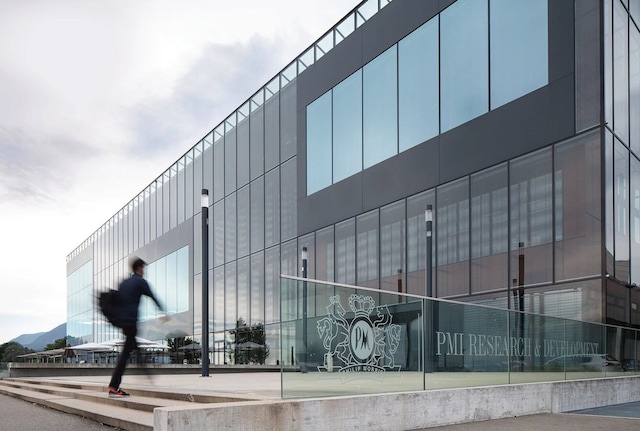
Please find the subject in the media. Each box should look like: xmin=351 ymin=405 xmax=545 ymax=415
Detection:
xmin=166 ymin=336 xmax=194 ymax=364
xmin=0 ymin=342 xmax=33 ymax=362
xmin=44 ymin=337 xmax=68 ymax=351
xmin=228 ymin=318 xmax=269 ymax=365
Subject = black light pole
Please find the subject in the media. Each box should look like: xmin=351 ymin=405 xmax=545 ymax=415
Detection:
xmin=425 ymin=205 xmax=434 ymax=373
xmin=201 ymin=189 xmax=210 ymax=377
xmin=301 ymin=246 xmax=308 ymax=373
xmin=425 ymin=205 xmax=433 ymax=298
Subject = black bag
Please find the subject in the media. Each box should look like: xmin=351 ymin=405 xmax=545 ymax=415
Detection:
xmin=99 ymin=289 xmax=123 ymax=328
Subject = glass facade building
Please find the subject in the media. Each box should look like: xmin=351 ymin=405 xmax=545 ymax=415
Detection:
xmin=67 ymin=0 xmax=640 ymax=366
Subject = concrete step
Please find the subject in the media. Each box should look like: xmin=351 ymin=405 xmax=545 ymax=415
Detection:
xmin=0 ymin=377 xmax=256 ymax=431
xmin=0 ymin=382 xmax=152 ymax=431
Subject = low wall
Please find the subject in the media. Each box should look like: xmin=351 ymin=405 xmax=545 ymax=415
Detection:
xmin=155 ymin=376 xmax=640 ymax=431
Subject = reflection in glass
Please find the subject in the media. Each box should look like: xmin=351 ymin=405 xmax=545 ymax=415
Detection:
xmin=614 ymin=139 xmax=630 ymax=282
xmin=381 ymin=200 xmax=406 ymax=292
xmin=437 ymin=177 xmax=470 ymax=297
xmin=440 ymin=0 xmax=488 ymax=132
xmin=471 ymin=164 xmax=508 ymax=293
xmin=399 ymin=17 xmax=438 ymax=151
xmin=306 ymin=92 xmax=332 ymax=195
xmin=356 ymin=210 xmax=379 ymax=288
xmin=510 ymin=148 xmax=553 ymax=286
xmin=490 ymin=0 xmax=548 ymax=109
xmin=364 ymin=45 xmax=398 ymax=168
xmin=336 ymin=218 xmax=356 ymax=285
xmin=333 ymin=71 xmax=362 ymax=183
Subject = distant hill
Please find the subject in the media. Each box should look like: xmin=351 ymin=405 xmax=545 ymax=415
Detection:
xmin=10 ymin=323 xmax=67 ymax=351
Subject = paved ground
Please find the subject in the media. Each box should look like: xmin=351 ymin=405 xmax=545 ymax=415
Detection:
xmin=0 ymin=392 xmax=123 ymax=431
xmin=4 ymin=373 xmax=640 ymax=430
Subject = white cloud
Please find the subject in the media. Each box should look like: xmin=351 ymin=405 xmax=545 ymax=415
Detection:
xmin=0 ymin=0 xmax=362 ymax=344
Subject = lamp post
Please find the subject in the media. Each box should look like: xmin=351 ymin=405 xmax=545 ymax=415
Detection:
xmin=301 ymin=246 xmax=308 ymax=373
xmin=425 ymin=205 xmax=434 ymax=373
xmin=201 ymin=189 xmax=210 ymax=377
xmin=425 ymin=205 xmax=433 ymax=298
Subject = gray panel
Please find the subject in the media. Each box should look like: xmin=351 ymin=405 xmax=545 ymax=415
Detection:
xmin=67 ymin=245 xmax=94 ymax=275
xmin=298 ymin=175 xmax=363 ymax=234
xmin=549 ymin=0 xmax=575 ymax=82
xmin=362 ymin=140 xmax=440 ymax=212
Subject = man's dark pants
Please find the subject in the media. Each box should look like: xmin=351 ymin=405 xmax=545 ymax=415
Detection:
xmin=109 ymin=323 xmax=137 ymax=389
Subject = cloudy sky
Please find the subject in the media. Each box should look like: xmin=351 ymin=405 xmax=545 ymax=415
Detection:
xmin=0 ymin=0 xmax=363 ymax=344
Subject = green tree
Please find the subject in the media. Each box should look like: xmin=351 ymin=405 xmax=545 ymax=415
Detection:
xmin=228 ymin=318 xmax=269 ymax=365
xmin=0 ymin=342 xmax=33 ymax=362
xmin=166 ymin=336 xmax=194 ymax=364
xmin=44 ymin=337 xmax=68 ymax=351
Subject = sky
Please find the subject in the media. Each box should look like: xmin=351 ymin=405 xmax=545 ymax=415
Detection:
xmin=0 ymin=0 xmax=363 ymax=345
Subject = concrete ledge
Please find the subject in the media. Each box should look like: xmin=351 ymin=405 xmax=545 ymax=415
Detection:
xmin=154 ymin=376 xmax=640 ymax=431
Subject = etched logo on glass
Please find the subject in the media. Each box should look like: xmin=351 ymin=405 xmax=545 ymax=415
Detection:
xmin=317 ymin=294 xmax=401 ymax=374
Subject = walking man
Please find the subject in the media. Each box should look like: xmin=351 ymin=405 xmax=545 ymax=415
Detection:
xmin=108 ymin=258 xmax=167 ymax=397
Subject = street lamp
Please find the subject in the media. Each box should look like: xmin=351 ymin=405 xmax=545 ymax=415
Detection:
xmin=425 ymin=205 xmax=433 ymax=297
xmin=201 ymin=189 xmax=210 ymax=377
xmin=301 ymin=246 xmax=308 ymax=373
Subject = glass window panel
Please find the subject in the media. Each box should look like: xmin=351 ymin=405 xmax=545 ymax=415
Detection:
xmin=214 ymin=200 xmax=225 ymax=267
xmin=203 ymin=142 xmax=213 ymax=198
xmin=193 ymin=147 xmax=203 ymax=215
xmin=250 ymin=106 xmax=265 ymax=181
xmin=576 ymin=0 xmax=602 ymax=133
xmin=631 ymin=157 xmax=640 ymax=284
xmin=165 ymin=252 xmax=177 ymax=314
xmin=380 ymin=200 xmax=406 ymax=292
xmin=225 ymin=263 xmax=237 ymax=330
xmin=630 ymin=22 xmax=640 ymax=154
xmin=281 ymin=80 xmax=297 ymax=162
xmin=335 ymin=218 xmax=356 ymax=285
xmin=185 ymin=155 xmax=194 ymax=220
xmin=225 ymin=128 xmax=237 ymax=194
xmin=316 ymin=225 xmax=335 ymax=283
xmin=614 ymin=1 xmax=630 ymax=144
xmin=357 ymin=210 xmax=379 ymax=288
xmin=437 ymin=177 xmax=470 ymax=297
xmin=606 ymin=132 xmax=615 ymax=276
xmin=265 ymin=168 xmax=280 ymax=248
xmin=554 ymin=132 xmax=602 ymax=281
xmin=213 ymin=267 xmax=225 ymax=333
xmin=225 ymin=193 xmax=237 ymax=263
xmin=399 ymin=17 xmax=439 ymax=151
xmin=237 ymin=116 xmax=250 ymax=188
xmin=281 ymin=158 xmax=297 ymax=241
xmin=441 ymin=0 xmax=488 ymax=132
xmin=265 ymin=95 xmax=280 ymax=171
xmin=281 ymin=240 xmax=298 ymax=321
xmin=237 ymin=257 xmax=250 ymax=325
xmin=251 ymin=177 xmax=265 ymax=253
xmin=615 ymin=139 xmax=630 ymax=282
xmin=510 ymin=147 xmax=553 ymax=286
xmin=363 ymin=45 xmax=398 ymax=168
xmin=471 ymin=163 xmax=508 ymax=293
xmin=177 ymin=246 xmax=189 ymax=313
xmin=605 ymin=0 xmax=613 ymax=126
xmin=307 ymin=92 xmax=333 ymax=195
xmin=237 ymin=186 xmax=250 ymax=258
xmin=490 ymin=0 xmax=548 ymax=109
xmin=407 ymin=190 xmax=434 ymax=296
xmin=214 ymin=130 xmax=225 ymax=202
xmin=265 ymin=246 xmax=280 ymax=324
xmin=251 ymin=252 xmax=265 ymax=325
xmin=333 ymin=71 xmax=363 ymax=183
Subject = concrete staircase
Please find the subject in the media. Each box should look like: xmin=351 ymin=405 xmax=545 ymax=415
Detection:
xmin=0 ymin=377 xmax=250 ymax=431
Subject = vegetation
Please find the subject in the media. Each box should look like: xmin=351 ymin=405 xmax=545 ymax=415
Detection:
xmin=228 ymin=319 xmax=269 ymax=365
xmin=44 ymin=337 xmax=68 ymax=351
xmin=0 ymin=341 xmax=34 ymax=362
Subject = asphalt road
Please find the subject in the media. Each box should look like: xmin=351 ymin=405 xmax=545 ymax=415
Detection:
xmin=0 ymin=393 xmax=122 ymax=431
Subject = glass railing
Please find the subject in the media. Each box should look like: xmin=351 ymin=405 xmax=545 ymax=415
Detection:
xmin=280 ymin=276 xmax=639 ymax=399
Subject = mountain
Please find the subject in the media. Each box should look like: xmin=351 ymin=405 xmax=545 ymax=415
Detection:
xmin=10 ymin=323 xmax=67 ymax=351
